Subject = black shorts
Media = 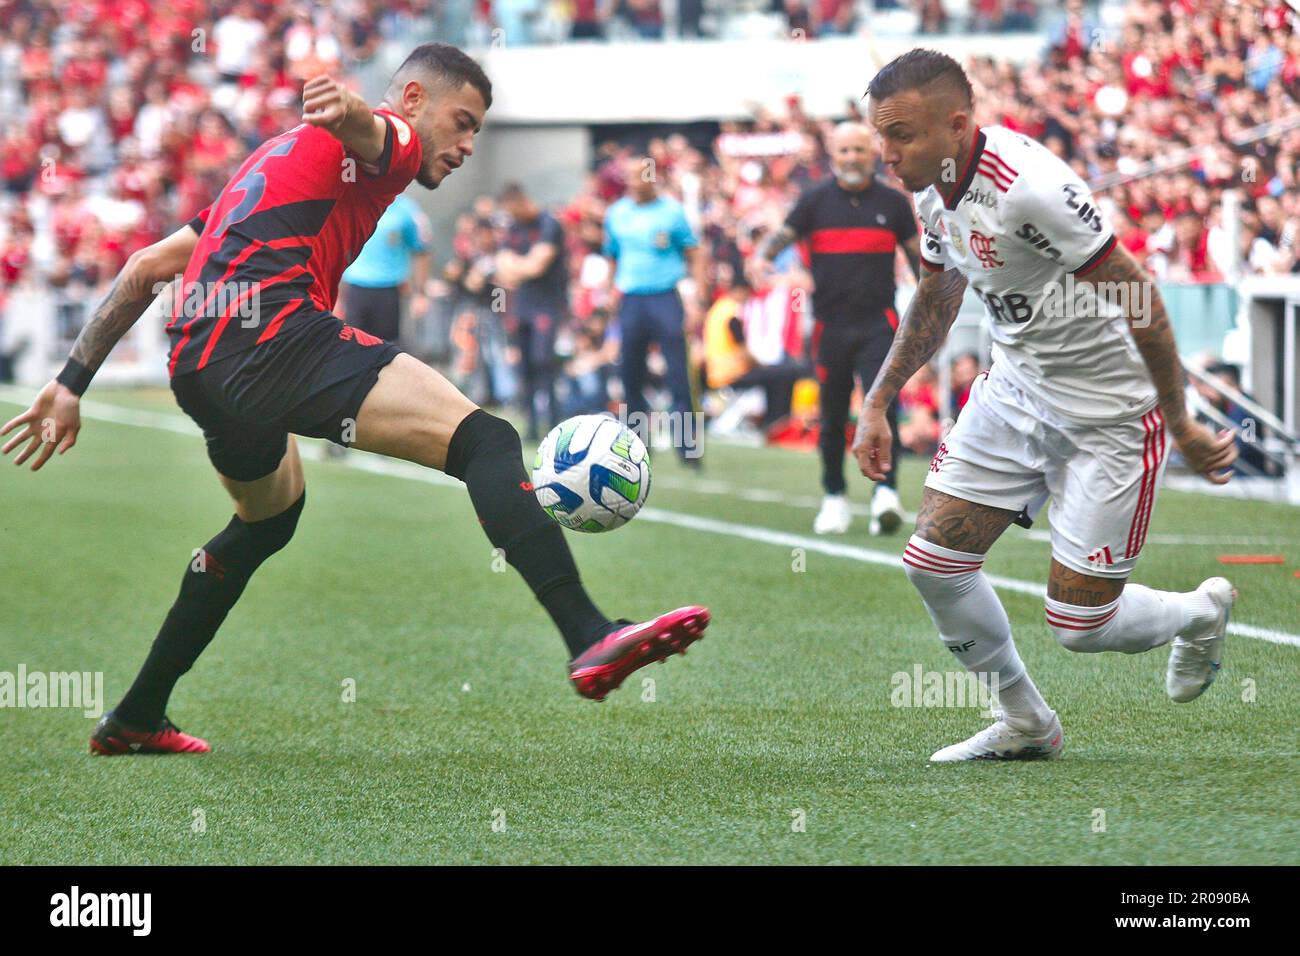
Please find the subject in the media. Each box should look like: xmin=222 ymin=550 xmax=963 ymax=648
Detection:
xmin=170 ymin=310 xmax=403 ymax=482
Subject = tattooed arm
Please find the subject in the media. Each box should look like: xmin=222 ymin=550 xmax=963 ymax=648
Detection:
xmin=852 ymin=266 xmax=967 ymax=480
xmin=70 ymin=225 xmax=199 ymax=373
xmin=0 ymin=224 xmax=199 ymax=472
xmin=1083 ymin=242 xmax=1237 ymax=484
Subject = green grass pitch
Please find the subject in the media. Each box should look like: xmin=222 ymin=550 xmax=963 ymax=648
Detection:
xmin=1 ymin=386 xmax=1297 ymax=865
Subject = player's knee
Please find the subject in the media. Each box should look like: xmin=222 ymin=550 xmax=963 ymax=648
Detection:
xmin=903 ymin=536 xmax=984 ymax=598
xmin=903 ymin=556 xmax=938 ymax=594
xmin=1046 ymin=607 xmax=1104 ymax=653
xmin=244 ymin=490 xmax=306 ymax=559
xmin=445 ymin=409 xmax=521 ymax=480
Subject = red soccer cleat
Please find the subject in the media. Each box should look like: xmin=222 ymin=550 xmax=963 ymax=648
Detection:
xmin=568 ymin=606 xmax=710 ymax=701
xmin=89 ymin=712 xmax=211 ymax=755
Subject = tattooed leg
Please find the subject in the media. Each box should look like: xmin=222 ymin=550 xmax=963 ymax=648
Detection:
xmin=1047 ymin=561 xmax=1125 ymax=607
xmin=913 ymin=487 xmax=1018 ymax=554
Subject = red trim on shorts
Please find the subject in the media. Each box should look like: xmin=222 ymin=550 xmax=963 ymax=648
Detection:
xmin=1125 ymin=409 xmax=1165 ymax=559
xmin=1135 ymin=408 xmax=1166 ymax=554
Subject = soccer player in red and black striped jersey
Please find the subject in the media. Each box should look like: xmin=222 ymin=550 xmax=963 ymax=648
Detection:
xmin=2 ymin=44 xmax=709 ymax=755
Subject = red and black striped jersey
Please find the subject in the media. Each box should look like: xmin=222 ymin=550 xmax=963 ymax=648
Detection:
xmin=167 ymin=110 xmax=422 ymax=377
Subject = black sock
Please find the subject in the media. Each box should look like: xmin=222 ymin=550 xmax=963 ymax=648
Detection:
xmin=114 ymin=492 xmax=305 ymax=729
xmin=444 ymin=409 xmax=612 ymax=658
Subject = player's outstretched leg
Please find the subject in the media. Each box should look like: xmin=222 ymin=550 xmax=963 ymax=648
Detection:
xmin=1044 ymin=561 xmax=1234 ymax=703
xmin=92 ymin=440 xmax=307 ymax=755
xmin=353 ymin=355 xmax=709 ymax=699
xmin=903 ymin=490 xmax=1062 ymax=762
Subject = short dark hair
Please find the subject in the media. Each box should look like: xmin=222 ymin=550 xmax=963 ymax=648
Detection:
xmin=392 ymin=42 xmax=492 ymax=109
xmin=867 ymin=49 xmax=972 ymax=109
xmin=499 ymin=182 xmax=527 ymax=202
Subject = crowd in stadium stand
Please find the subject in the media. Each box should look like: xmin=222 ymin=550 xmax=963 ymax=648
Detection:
xmin=0 ymin=0 xmax=1297 ymax=448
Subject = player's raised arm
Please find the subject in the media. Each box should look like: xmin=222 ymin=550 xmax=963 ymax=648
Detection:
xmin=1081 ymin=242 xmax=1237 ymax=485
xmin=1 ymin=223 xmax=201 ymax=472
xmin=301 ymin=75 xmax=387 ymax=165
xmin=853 ymin=266 xmax=967 ymax=480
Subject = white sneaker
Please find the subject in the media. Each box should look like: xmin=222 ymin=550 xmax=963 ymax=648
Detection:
xmin=813 ymin=494 xmax=851 ymax=535
xmin=929 ymin=711 xmax=1064 ymax=762
xmin=1166 ymin=577 xmax=1234 ymax=703
xmin=871 ymin=485 xmax=903 ymax=535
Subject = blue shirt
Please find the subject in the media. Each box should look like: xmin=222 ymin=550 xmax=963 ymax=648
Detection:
xmin=603 ymin=195 xmax=697 ymax=294
xmin=343 ymin=195 xmax=431 ymax=289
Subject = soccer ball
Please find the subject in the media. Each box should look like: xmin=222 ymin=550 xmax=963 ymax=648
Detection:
xmin=531 ymin=414 xmax=651 ymax=532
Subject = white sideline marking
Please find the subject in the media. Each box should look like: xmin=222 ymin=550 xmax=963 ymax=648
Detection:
xmin=3 ymin=386 xmax=1297 ymax=650
xmin=655 ymin=475 xmax=1292 ymax=546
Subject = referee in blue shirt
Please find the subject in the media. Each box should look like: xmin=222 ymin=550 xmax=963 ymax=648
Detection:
xmin=341 ymin=194 xmax=433 ymax=344
xmin=604 ymin=155 xmax=708 ymax=464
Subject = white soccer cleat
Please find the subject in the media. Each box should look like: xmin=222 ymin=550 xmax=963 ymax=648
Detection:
xmin=871 ymin=484 xmax=903 ymax=535
xmin=813 ymin=494 xmax=851 ymax=535
xmin=1166 ymin=577 xmax=1234 ymax=703
xmin=929 ymin=711 xmax=1064 ymax=762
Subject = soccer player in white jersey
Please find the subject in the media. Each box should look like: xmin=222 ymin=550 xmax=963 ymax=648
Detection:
xmin=852 ymin=50 xmax=1240 ymax=761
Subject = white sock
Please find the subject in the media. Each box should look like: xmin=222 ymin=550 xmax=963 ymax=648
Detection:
xmin=903 ymin=535 xmax=1054 ymax=732
xmin=1045 ymin=584 xmax=1217 ymax=654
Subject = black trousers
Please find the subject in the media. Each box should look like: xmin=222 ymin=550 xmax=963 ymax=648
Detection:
xmin=814 ymin=319 xmax=901 ymax=494
xmin=340 ymin=283 xmax=402 ymax=343
xmin=513 ymin=310 xmax=560 ymax=440
xmin=729 ymin=360 xmax=809 ymax=428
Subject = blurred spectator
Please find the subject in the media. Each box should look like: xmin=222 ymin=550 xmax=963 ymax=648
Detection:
xmin=444 ymin=216 xmax=511 ymax=407
xmin=214 ymin=2 xmax=268 ymax=81
xmin=1192 ymin=361 xmax=1276 ymax=477
xmin=558 ymin=308 xmax=619 ymax=418
xmin=571 ymin=0 xmax=609 ymax=40
xmin=704 ymin=272 xmax=808 ymax=429
xmin=951 ymin=352 xmax=980 ymax=413
xmin=621 ymin=0 xmax=665 ymax=40
xmin=899 ymin=364 xmax=942 ymax=457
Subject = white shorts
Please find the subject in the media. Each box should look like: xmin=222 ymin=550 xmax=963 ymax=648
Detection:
xmin=925 ymin=367 xmax=1167 ymax=577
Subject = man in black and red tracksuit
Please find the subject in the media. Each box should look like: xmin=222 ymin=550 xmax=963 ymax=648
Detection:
xmin=4 ymin=44 xmax=710 ymax=756
xmin=755 ymin=122 xmax=921 ymax=536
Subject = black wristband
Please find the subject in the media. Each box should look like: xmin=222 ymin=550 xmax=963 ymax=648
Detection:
xmin=56 ymin=358 xmax=94 ymax=397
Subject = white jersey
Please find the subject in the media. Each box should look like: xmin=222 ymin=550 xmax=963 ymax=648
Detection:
xmin=914 ymin=125 xmax=1156 ymax=424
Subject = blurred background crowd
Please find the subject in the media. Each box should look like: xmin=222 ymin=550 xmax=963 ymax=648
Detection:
xmin=0 ymin=0 xmax=1295 ymax=468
